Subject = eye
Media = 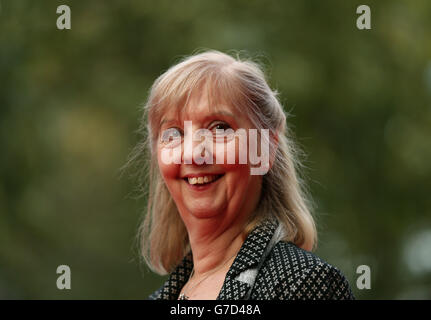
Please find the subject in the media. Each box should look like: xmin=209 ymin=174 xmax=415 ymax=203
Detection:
xmin=160 ymin=127 xmax=182 ymax=147
xmin=210 ymin=121 xmax=232 ymax=133
xmin=210 ymin=121 xmax=234 ymax=142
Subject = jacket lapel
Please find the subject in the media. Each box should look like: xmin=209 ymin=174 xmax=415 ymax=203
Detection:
xmin=217 ymin=219 xmax=279 ymax=299
xmin=155 ymin=253 xmax=193 ymax=300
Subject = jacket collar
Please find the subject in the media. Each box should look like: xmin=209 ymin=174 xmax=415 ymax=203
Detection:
xmin=217 ymin=218 xmax=278 ymax=299
xmin=154 ymin=218 xmax=279 ymax=300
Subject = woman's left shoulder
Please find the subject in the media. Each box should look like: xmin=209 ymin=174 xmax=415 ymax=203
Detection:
xmin=256 ymin=241 xmax=355 ymax=300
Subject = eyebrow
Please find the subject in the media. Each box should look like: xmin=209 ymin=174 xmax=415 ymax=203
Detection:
xmin=159 ymin=111 xmax=236 ymax=127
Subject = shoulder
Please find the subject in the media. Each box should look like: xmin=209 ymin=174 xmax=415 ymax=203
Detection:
xmin=252 ymin=241 xmax=355 ymax=300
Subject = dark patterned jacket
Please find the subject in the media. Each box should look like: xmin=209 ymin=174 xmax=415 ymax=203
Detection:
xmin=148 ymin=219 xmax=355 ymax=300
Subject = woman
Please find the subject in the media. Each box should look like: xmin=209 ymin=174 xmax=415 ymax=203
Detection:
xmin=130 ymin=50 xmax=354 ymax=300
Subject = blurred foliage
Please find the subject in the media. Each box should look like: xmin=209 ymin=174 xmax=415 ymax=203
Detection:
xmin=1 ymin=0 xmax=430 ymax=299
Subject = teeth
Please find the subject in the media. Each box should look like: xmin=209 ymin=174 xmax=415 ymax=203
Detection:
xmin=187 ymin=175 xmax=219 ymax=185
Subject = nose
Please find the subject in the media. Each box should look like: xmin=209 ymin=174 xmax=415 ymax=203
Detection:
xmin=182 ymin=121 xmax=214 ymax=165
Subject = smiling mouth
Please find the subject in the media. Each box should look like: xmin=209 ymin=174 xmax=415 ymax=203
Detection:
xmin=183 ymin=174 xmax=224 ymax=186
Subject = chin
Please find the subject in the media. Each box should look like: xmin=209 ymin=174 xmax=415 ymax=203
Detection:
xmin=187 ymin=204 xmax=224 ymax=219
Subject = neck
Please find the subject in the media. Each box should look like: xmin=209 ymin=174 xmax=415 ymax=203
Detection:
xmin=184 ymin=215 xmax=247 ymax=276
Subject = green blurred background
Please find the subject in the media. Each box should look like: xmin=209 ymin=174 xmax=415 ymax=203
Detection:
xmin=1 ymin=0 xmax=430 ymax=299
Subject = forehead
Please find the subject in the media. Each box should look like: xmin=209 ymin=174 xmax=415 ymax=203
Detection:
xmin=162 ymin=93 xmax=231 ymax=120
xmin=159 ymin=86 xmax=248 ymax=127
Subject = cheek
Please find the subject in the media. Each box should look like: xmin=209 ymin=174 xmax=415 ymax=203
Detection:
xmin=214 ymin=131 xmax=270 ymax=177
xmin=214 ymin=137 xmax=250 ymax=172
xmin=213 ymin=141 xmax=250 ymax=189
xmin=157 ymin=148 xmax=180 ymax=181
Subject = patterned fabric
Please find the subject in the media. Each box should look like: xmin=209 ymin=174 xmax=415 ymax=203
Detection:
xmin=148 ymin=219 xmax=355 ymax=300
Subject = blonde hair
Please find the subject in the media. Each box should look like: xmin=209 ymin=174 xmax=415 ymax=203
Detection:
xmin=128 ymin=50 xmax=317 ymax=275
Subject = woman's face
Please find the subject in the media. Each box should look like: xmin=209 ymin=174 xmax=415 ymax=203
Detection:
xmin=156 ymin=90 xmax=263 ymax=228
